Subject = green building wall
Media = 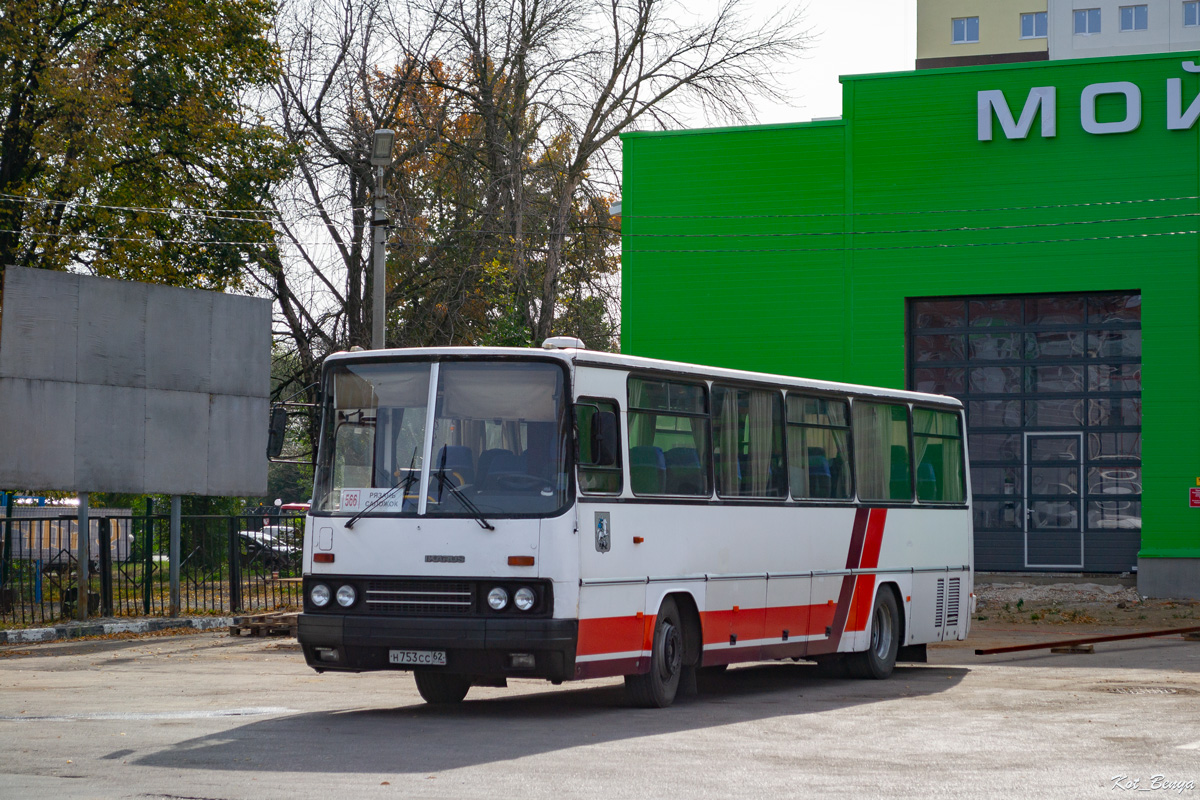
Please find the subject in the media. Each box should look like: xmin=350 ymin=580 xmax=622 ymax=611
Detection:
xmin=620 ymin=52 xmax=1200 ymax=593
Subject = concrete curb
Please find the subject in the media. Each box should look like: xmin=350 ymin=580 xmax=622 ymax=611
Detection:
xmin=0 ymin=616 xmax=236 ymax=645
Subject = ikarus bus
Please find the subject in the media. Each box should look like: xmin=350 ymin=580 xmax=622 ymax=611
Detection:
xmin=296 ymin=338 xmax=974 ymax=708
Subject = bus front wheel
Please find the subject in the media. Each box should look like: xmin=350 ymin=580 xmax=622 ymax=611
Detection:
xmin=847 ymin=588 xmax=900 ymax=680
xmin=414 ymin=671 xmax=471 ymax=704
xmin=625 ymin=597 xmax=683 ymax=708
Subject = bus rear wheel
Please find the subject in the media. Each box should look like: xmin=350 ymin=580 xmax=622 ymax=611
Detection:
xmin=847 ymin=588 xmax=900 ymax=680
xmin=625 ymin=597 xmax=683 ymax=708
xmin=414 ymin=671 xmax=471 ymax=704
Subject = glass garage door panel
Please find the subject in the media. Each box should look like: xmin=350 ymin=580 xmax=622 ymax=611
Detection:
xmin=908 ymin=292 xmax=1141 ymax=573
xmin=1025 ymin=433 xmax=1083 ymax=568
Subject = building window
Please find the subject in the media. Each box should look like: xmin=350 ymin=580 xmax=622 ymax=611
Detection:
xmin=1120 ymin=5 xmax=1148 ymax=30
xmin=1021 ymin=12 xmax=1048 ymax=38
xmin=1074 ymin=8 xmax=1101 ymax=33
xmin=952 ymin=17 xmax=980 ymax=43
xmin=1187 ymin=1 xmax=1200 ymax=27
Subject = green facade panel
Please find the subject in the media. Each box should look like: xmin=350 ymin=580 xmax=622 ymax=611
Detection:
xmin=621 ymin=52 xmax=1200 ymax=568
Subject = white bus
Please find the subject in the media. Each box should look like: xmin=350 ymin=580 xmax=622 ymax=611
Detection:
xmin=297 ymin=340 xmax=973 ymax=707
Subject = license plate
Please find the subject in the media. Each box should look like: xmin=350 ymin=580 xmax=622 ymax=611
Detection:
xmin=389 ymin=649 xmax=447 ymax=666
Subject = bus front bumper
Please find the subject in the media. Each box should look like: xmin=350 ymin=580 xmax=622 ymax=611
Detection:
xmin=298 ymin=614 xmax=578 ymax=681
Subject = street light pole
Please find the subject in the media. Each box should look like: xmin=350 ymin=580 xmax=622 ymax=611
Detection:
xmin=369 ymin=129 xmax=395 ymax=350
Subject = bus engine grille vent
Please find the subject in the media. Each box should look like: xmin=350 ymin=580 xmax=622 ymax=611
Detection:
xmin=365 ymin=580 xmax=475 ymax=615
xmin=934 ymin=578 xmax=945 ymax=629
xmin=946 ymin=577 xmax=961 ymax=628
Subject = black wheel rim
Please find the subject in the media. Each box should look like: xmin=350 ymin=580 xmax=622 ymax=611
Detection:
xmin=658 ymin=621 xmax=681 ymax=681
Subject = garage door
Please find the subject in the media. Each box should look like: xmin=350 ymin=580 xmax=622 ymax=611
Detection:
xmin=908 ymin=293 xmax=1141 ymax=572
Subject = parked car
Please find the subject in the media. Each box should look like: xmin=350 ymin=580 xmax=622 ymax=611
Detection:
xmin=239 ymin=525 xmax=299 ymax=571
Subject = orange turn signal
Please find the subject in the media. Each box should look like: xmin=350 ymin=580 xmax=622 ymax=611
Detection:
xmin=314 ymin=553 xmax=335 ymax=563
xmin=508 ymin=556 xmax=535 ymax=567
xmin=633 ymin=536 xmax=645 ymax=544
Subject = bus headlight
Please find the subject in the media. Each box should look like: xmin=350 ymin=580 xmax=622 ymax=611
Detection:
xmin=310 ymin=583 xmax=331 ymax=607
xmin=336 ymin=584 xmax=357 ymax=607
xmin=514 ymin=587 xmax=536 ymax=611
xmin=488 ymin=587 xmax=509 ymax=610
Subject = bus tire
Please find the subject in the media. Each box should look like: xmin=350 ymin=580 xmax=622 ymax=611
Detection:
xmin=847 ymin=588 xmax=900 ymax=680
xmin=414 ymin=671 xmax=471 ymax=704
xmin=625 ymin=597 xmax=683 ymax=708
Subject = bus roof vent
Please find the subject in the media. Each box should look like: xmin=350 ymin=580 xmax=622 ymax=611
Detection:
xmin=541 ymin=336 xmax=586 ymax=350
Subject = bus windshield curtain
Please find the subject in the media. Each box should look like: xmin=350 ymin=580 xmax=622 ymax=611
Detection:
xmin=853 ymin=402 xmax=895 ymax=500
xmin=628 ymin=380 xmax=657 ymax=445
xmin=716 ymin=387 xmax=777 ymax=496
xmin=717 ymin=391 xmax=739 ymax=494
xmin=913 ymin=409 xmax=964 ymax=502
xmin=748 ymin=390 xmax=775 ymax=495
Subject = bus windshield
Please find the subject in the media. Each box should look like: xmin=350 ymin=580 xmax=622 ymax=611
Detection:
xmin=313 ymin=359 xmax=570 ymax=517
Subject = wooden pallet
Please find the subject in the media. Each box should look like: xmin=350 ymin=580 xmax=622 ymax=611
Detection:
xmin=229 ymin=611 xmax=299 ymax=638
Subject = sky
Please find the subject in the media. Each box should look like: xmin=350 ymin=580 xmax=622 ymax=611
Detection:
xmin=739 ymin=0 xmax=917 ymax=125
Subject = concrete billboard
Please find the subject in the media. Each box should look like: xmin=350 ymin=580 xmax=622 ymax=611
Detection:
xmin=0 ymin=267 xmax=270 ymax=495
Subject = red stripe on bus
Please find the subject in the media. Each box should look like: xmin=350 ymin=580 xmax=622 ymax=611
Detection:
xmin=578 ymin=602 xmax=841 ymax=661
xmin=845 ymin=574 xmax=877 ymax=632
xmin=577 ymin=615 xmax=645 ymax=656
xmin=826 ymin=507 xmax=871 ymax=650
xmin=578 ymin=507 xmax=892 ymax=660
xmin=861 ymin=508 xmax=887 ymax=570
xmin=846 ymin=509 xmax=887 ymax=632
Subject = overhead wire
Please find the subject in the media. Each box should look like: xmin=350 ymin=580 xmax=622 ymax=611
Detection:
xmin=624 ymin=230 xmax=1198 ymax=255
xmin=6 ymin=228 xmax=1196 ymax=253
xmin=2 ymin=190 xmax=1198 ymax=223
xmin=3 ymin=190 xmax=1199 ymax=250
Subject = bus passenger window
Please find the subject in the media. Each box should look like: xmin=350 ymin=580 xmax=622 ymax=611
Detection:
xmin=913 ymin=408 xmax=966 ymax=503
xmin=786 ymin=395 xmax=853 ymax=500
xmin=627 ymin=377 xmax=711 ymax=496
xmin=852 ymin=401 xmax=913 ymax=502
xmin=713 ymin=385 xmax=786 ymax=499
xmin=576 ymin=399 xmax=622 ymax=494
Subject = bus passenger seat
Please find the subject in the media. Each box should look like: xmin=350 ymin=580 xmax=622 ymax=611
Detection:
xmin=435 ymin=445 xmax=475 ymax=487
xmin=664 ymin=447 xmax=703 ymax=495
xmin=917 ymin=460 xmax=939 ymax=501
xmin=476 ymin=448 xmax=517 ymax=490
xmin=808 ymin=447 xmax=832 ymax=498
xmin=829 ymin=455 xmax=847 ymax=498
xmin=890 ymin=445 xmax=912 ymax=499
xmin=630 ymin=446 xmax=666 ymax=494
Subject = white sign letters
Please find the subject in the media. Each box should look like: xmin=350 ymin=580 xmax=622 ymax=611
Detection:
xmin=978 ymin=63 xmax=1200 ymax=141
xmin=978 ymin=87 xmax=1056 ymax=141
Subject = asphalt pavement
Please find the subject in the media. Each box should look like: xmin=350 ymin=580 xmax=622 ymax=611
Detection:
xmin=0 ymin=627 xmax=1197 ymax=799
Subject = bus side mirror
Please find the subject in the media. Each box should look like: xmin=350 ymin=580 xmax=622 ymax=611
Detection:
xmin=591 ymin=411 xmax=618 ymax=467
xmin=267 ymin=405 xmax=288 ymax=459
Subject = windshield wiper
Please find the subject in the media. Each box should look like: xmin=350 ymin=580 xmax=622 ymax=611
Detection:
xmin=345 ymin=449 xmax=418 ymax=529
xmin=432 ymin=468 xmax=495 ymax=531
xmin=432 ymin=449 xmax=494 ymax=530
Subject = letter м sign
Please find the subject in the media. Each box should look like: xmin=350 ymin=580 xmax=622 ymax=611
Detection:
xmin=978 ymin=87 xmax=1057 ymax=141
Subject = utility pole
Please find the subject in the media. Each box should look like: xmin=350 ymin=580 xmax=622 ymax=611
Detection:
xmin=76 ymin=492 xmax=88 ymax=621
xmin=369 ymin=129 xmax=395 ymax=350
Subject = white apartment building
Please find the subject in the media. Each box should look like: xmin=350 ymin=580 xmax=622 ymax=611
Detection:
xmin=917 ymin=0 xmax=1200 ymax=68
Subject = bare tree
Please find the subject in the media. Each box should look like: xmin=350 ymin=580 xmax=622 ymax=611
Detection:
xmin=424 ymin=0 xmax=809 ymax=341
xmin=258 ymin=0 xmax=807 ymax=456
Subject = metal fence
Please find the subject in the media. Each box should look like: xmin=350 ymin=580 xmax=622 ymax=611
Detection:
xmin=0 ymin=506 xmax=303 ymax=627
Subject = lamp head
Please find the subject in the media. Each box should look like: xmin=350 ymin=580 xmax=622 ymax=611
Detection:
xmin=370 ymin=129 xmax=395 ymax=166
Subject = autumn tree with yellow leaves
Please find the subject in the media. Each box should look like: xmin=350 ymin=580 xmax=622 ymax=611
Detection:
xmin=265 ymin=0 xmax=805 ymax=395
xmin=0 ymin=0 xmax=289 ymax=290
